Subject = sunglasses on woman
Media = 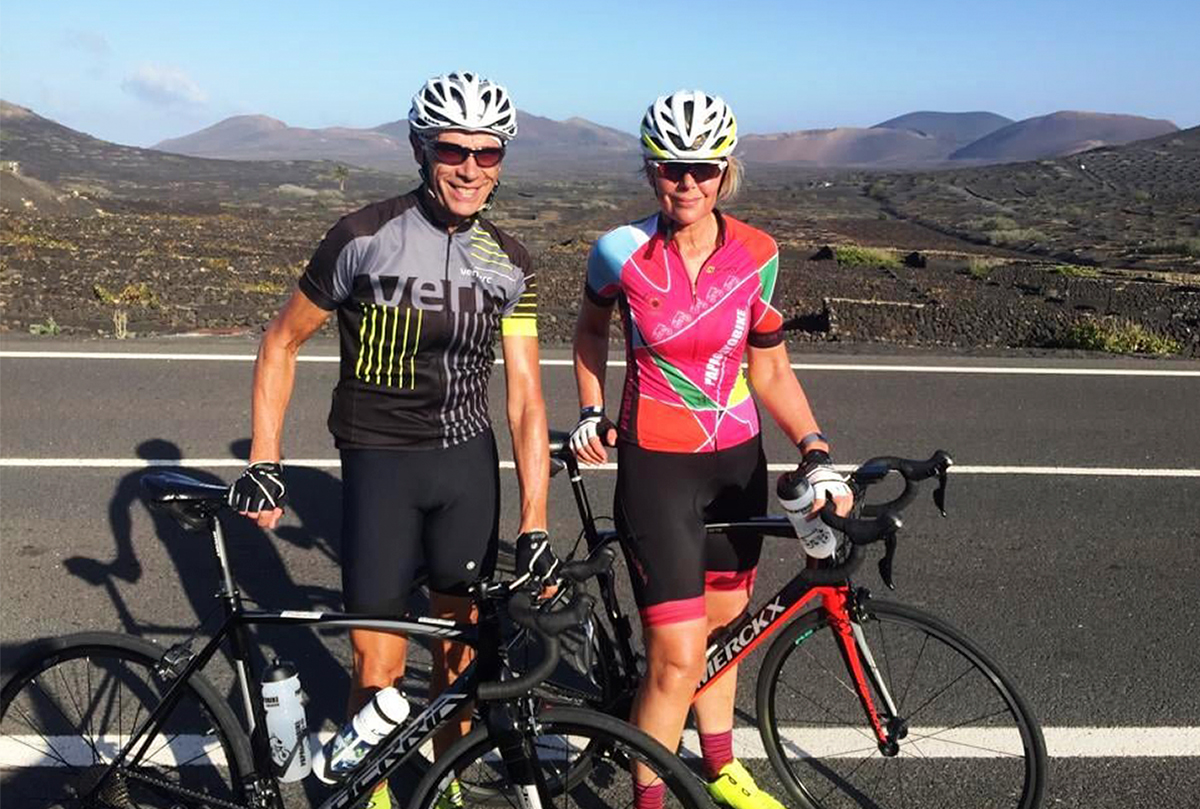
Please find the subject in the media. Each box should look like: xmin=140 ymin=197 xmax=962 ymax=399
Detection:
xmin=651 ymin=160 xmax=727 ymax=183
xmin=426 ymin=141 xmax=506 ymax=168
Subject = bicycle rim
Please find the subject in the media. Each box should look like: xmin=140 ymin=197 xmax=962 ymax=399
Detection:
xmin=1 ymin=636 xmax=247 ymax=808
xmin=410 ymin=707 xmax=708 ymax=808
xmin=758 ymin=598 xmax=1046 ymax=809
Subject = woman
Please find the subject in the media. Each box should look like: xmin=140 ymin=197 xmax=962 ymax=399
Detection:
xmin=231 ymin=71 xmax=549 ymax=808
xmin=570 ymin=89 xmax=852 ymax=809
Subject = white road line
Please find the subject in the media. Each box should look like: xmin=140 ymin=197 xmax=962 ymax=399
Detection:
xmin=3 ymin=351 xmax=1199 ymax=376
xmin=3 ymin=727 xmax=1197 ymax=766
xmin=2 ymin=459 xmax=1199 ymax=477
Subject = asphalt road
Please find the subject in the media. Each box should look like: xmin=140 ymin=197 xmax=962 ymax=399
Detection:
xmin=2 ymin=335 xmax=1199 ymax=807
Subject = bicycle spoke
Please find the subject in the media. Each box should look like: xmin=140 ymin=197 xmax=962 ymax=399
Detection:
xmin=899 ymin=664 xmax=974 ymax=724
xmin=894 ymin=632 xmax=929 ymax=716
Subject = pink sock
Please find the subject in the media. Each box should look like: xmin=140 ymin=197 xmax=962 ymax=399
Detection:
xmin=700 ymin=730 xmax=735 ymax=780
xmin=634 ymin=780 xmax=666 ymax=809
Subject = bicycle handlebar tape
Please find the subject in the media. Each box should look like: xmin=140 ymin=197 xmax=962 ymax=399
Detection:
xmin=477 ymin=594 xmax=596 ymax=701
xmin=560 ymin=544 xmax=616 ymax=583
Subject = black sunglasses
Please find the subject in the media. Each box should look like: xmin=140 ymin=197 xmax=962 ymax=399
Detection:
xmin=426 ymin=141 xmax=506 ymax=168
xmin=652 ymin=160 xmax=727 ymax=183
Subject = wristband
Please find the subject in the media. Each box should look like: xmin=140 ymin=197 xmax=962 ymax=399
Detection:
xmin=797 ymin=431 xmax=829 ymax=455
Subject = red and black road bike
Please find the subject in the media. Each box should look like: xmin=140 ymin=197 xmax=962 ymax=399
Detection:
xmin=539 ymin=436 xmax=1048 ymax=809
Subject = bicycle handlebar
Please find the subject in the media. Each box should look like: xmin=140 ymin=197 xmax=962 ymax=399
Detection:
xmin=476 ymin=545 xmax=613 ymax=701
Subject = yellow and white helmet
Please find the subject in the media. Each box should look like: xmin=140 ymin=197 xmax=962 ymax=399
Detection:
xmin=409 ymin=71 xmax=518 ymax=142
xmin=640 ymin=89 xmax=738 ymax=161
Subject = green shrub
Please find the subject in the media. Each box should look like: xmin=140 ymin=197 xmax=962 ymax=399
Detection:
xmin=984 ymin=228 xmax=1048 ymax=247
xmin=28 ymin=316 xmax=61 ymax=336
xmin=1049 ymin=264 xmax=1099 ymax=278
xmin=981 ymin=215 xmax=1019 ymax=231
xmin=967 ymin=256 xmax=1002 ymax=278
xmin=1056 ymin=318 xmax=1181 ymax=355
xmin=1143 ymin=238 xmax=1200 ymax=258
xmin=834 ymin=245 xmax=900 ymax=269
xmin=94 ymin=282 xmax=158 ymax=307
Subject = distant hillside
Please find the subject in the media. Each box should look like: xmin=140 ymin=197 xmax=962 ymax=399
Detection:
xmin=0 ymin=100 xmax=406 ymax=209
xmin=951 ymin=111 xmax=1178 ymax=162
xmin=869 ymin=123 xmax=1200 ymax=269
xmin=158 ymin=111 xmax=640 ymax=175
xmin=739 ymin=127 xmax=948 ymax=166
xmin=872 ymin=111 xmax=1012 ymax=149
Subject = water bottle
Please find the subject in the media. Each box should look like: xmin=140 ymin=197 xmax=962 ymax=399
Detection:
xmin=312 ymin=686 xmax=409 ymax=784
xmin=260 ymin=660 xmax=311 ymax=782
xmin=777 ymin=470 xmax=838 ymax=559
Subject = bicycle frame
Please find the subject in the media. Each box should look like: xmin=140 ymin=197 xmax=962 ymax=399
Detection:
xmin=558 ymin=451 xmax=902 ymax=750
xmin=92 ymin=513 xmax=495 ymax=809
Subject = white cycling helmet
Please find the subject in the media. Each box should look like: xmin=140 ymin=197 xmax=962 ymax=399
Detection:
xmin=640 ymin=89 xmax=737 ymax=161
xmin=408 ymin=71 xmax=518 ymax=142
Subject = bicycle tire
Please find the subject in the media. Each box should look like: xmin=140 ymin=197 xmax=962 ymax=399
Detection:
xmin=757 ymin=596 xmax=1047 ymax=809
xmin=1 ymin=632 xmax=252 ymax=808
xmin=408 ymin=705 xmax=710 ymax=809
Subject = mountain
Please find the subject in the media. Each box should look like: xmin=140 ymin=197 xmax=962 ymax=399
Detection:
xmin=0 ymin=100 xmax=405 ymax=208
xmin=738 ymin=127 xmax=950 ymax=167
xmin=157 ymin=111 xmax=640 ymax=175
xmin=872 ymin=111 xmax=1012 ymax=149
xmin=950 ymin=111 xmax=1178 ymax=162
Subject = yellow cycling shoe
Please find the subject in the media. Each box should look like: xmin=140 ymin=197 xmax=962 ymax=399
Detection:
xmin=432 ymin=778 xmax=465 ymax=809
xmin=364 ymin=785 xmax=394 ymax=809
xmin=707 ymin=760 xmax=788 ymax=809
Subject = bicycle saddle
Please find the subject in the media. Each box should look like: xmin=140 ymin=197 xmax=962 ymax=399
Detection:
xmin=141 ymin=471 xmax=227 ymax=531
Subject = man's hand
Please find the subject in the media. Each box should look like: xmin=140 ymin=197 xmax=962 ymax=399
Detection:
xmin=511 ymin=530 xmax=560 ymax=593
xmin=228 ymin=462 xmax=287 ymax=529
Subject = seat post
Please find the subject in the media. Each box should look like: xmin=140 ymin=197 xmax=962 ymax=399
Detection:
xmin=208 ymin=515 xmax=239 ymax=601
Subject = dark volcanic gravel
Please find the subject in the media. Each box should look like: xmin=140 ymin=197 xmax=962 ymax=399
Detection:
xmin=2 ymin=187 xmax=1197 ymax=358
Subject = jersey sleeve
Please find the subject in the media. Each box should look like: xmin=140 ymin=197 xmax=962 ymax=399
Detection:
xmin=585 ymin=233 xmax=624 ymax=306
xmin=500 ymin=265 xmax=538 ymax=337
xmin=748 ymin=246 xmax=784 ymax=348
xmin=298 ymin=217 xmax=367 ymax=311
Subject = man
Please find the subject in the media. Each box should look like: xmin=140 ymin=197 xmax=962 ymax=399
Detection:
xmin=230 ymin=71 xmax=549 ymax=807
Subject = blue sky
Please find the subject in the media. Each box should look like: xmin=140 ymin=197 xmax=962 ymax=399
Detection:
xmin=2 ymin=0 xmax=1197 ymax=147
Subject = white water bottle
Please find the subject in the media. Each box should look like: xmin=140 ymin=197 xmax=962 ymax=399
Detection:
xmin=777 ymin=470 xmax=838 ymax=559
xmin=312 ymin=686 xmax=409 ymax=784
xmin=260 ymin=660 xmax=311 ymax=782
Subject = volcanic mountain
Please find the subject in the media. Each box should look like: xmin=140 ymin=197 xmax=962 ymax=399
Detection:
xmin=950 ymin=111 xmax=1178 ymax=162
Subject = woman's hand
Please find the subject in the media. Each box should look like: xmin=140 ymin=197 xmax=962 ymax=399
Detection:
xmin=569 ymin=407 xmax=616 ymax=466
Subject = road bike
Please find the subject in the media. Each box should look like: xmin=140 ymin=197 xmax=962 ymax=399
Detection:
xmin=0 ymin=471 xmax=712 ymax=809
xmin=543 ymin=433 xmax=1049 ymax=809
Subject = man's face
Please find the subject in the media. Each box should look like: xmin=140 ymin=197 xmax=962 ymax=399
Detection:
xmin=414 ymin=130 xmax=504 ymax=223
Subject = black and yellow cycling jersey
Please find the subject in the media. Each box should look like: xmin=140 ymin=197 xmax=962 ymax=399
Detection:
xmin=299 ymin=189 xmax=536 ymax=449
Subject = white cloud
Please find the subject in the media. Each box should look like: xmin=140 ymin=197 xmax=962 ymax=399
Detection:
xmin=122 ymin=63 xmax=208 ymax=107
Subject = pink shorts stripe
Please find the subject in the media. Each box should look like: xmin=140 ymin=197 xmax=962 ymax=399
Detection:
xmin=704 ymin=568 xmax=757 ymax=593
xmin=640 ymin=596 xmax=707 ymax=627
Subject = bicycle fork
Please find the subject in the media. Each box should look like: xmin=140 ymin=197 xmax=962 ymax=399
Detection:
xmin=821 ymin=588 xmax=905 ymax=756
xmin=485 ymin=700 xmax=554 ymax=809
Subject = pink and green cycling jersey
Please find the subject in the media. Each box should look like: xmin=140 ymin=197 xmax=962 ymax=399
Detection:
xmin=586 ymin=211 xmax=784 ymax=453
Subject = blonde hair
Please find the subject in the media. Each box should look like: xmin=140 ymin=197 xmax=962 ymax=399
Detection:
xmin=643 ymin=155 xmax=744 ymax=204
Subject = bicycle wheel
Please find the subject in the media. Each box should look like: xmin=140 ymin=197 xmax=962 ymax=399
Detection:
xmin=757 ymin=595 xmax=1047 ymax=809
xmin=1 ymin=632 xmax=252 ymax=808
xmin=409 ymin=706 xmax=709 ymax=809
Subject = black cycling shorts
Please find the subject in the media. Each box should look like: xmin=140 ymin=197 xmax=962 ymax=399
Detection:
xmin=615 ymin=436 xmax=767 ymax=627
xmin=340 ymin=428 xmax=500 ymax=614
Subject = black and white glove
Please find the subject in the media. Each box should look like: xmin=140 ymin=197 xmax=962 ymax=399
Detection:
xmin=801 ymin=450 xmax=852 ymax=503
xmin=569 ymin=406 xmax=616 ymax=455
xmin=510 ymin=530 xmax=560 ymax=591
xmin=228 ymin=462 xmax=287 ymax=513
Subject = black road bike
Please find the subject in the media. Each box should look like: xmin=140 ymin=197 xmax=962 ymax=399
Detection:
xmin=0 ymin=472 xmax=712 ymax=809
xmin=541 ymin=433 xmax=1048 ymax=809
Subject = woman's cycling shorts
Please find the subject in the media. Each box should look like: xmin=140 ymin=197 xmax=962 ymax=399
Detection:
xmin=340 ymin=428 xmax=500 ymax=614
xmin=615 ymin=435 xmax=767 ymax=627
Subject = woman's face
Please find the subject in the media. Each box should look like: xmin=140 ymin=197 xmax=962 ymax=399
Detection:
xmin=649 ymin=161 xmax=725 ymax=228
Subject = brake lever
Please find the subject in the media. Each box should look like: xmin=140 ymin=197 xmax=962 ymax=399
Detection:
xmin=878 ymin=532 xmax=898 ymax=590
xmin=932 ymin=451 xmax=952 ymax=517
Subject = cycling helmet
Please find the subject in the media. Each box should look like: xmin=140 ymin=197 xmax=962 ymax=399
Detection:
xmin=409 ymin=71 xmax=518 ymax=142
xmin=640 ymin=90 xmax=737 ymax=161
